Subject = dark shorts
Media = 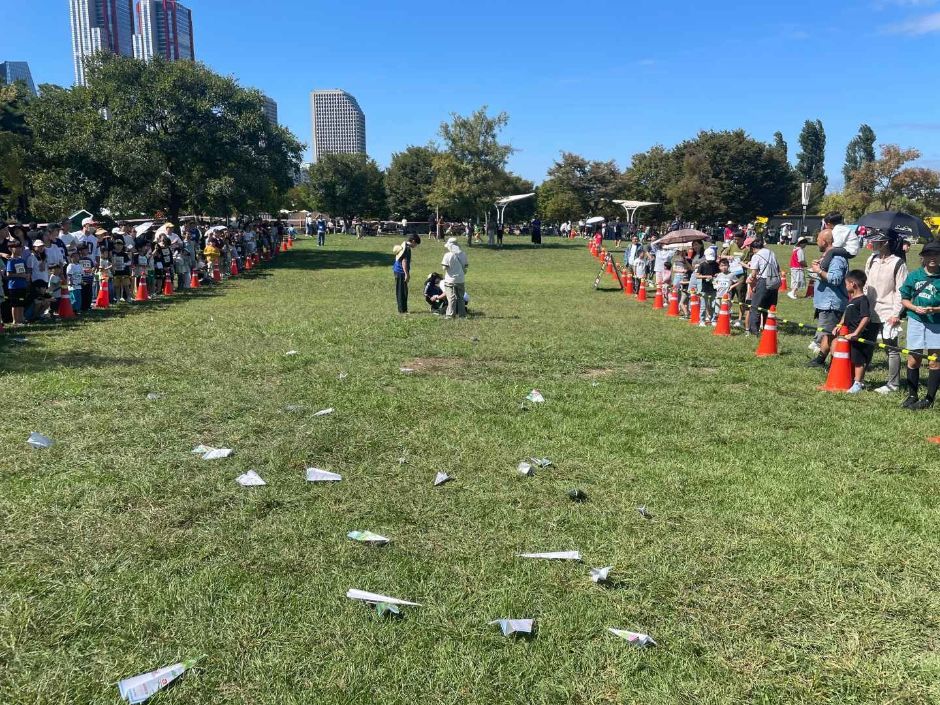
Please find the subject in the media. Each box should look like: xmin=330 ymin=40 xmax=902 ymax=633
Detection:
xmin=849 ymin=340 xmax=874 ymax=367
xmin=814 ymin=309 xmax=843 ymax=335
xmin=6 ymin=286 xmax=29 ymax=306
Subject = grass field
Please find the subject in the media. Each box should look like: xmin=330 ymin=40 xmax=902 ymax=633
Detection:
xmin=2 ymin=236 xmax=939 ymax=705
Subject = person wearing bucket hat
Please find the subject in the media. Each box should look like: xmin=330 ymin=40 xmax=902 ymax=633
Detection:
xmin=864 ymin=230 xmax=909 ymax=394
xmin=898 ymin=240 xmax=940 ymax=409
xmin=441 ymin=237 xmax=468 ymax=319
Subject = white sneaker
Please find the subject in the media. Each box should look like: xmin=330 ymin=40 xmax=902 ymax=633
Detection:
xmin=848 ymin=382 xmax=863 ymax=394
xmin=787 ymin=292 xmax=797 ymax=300
xmin=874 ymin=384 xmax=898 ymax=395
xmin=698 ymin=321 xmax=707 ymax=327
xmin=808 ymin=341 xmax=821 ymax=354
xmin=732 ymin=320 xmax=742 ymax=328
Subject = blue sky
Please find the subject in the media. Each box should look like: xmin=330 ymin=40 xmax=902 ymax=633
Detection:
xmin=5 ymin=1 xmax=940 ymax=189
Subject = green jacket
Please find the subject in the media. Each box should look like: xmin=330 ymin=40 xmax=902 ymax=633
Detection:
xmin=899 ymin=268 xmax=940 ymax=324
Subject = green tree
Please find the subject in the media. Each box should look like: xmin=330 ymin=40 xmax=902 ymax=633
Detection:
xmin=795 ymin=119 xmax=827 ymax=208
xmin=385 ymin=145 xmax=437 ymax=220
xmin=539 ymin=152 xmax=623 ymax=219
xmin=0 ymin=82 xmax=33 ymax=219
xmin=621 ymin=145 xmax=679 ymax=223
xmin=305 ymin=153 xmax=387 ymax=219
xmin=842 ymin=124 xmax=876 ymax=188
xmin=772 ymin=131 xmax=788 ymax=162
xmin=429 ymin=107 xmax=513 ymax=221
xmin=850 ymin=144 xmax=940 ymax=211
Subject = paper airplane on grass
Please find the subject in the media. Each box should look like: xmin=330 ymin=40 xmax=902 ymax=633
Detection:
xmin=191 ymin=445 xmax=233 ymax=460
xmin=399 ymin=367 xmax=416 ymax=374
xmin=305 ymin=468 xmax=342 ymax=482
xmin=338 ymin=372 xmax=348 ymax=380
xmin=375 ymin=602 xmax=400 ymax=617
xmin=146 ymin=393 xmax=161 ymax=401
xmin=284 ymin=404 xmax=304 ymax=412
xmin=518 ymin=551 xmax=581 ymax=561
xmin=236 ymin=471 xmax=266 ymax=487
xmin=346 ymin=589 xmax=421 ymax=607
xmin=27 ymin=432 xmax=54 ymax=449
xmin=568 ymin=489 xmax=588 ymax=502
xmin=608 ymin=628 xmax=657 ymax=647
xmin=347 ymin=531 xmax=389 ymax=545
xmin=526 ymin=390 xmax=545 ymax=403
xmin=118 ymin=656 xmax=202 ymax=704
xmin=285 ymin=350 xmax=299 ymax=356
xmin=313 ymin=408 xmax=335 ymax=417
xmin=637 ymin=506 xmax=654 ymax=520
xmin=590 ymin=566 xmax=613 ymax=583
xmin=530 ymin=457 xmax=552 ymax=468
xmin=517 ymin=462 xmax=534 ymax=476
xmin=434 ymin=472 xmax=453 ymax=486
xmin=490 ymin=619 xmax=534 ymax=637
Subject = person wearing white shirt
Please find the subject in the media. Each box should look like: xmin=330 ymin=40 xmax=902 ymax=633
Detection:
xmin=441 ymin=237 xmax=469 ymax=319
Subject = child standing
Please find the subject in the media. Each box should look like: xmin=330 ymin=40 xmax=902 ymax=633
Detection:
xmin=697 ymin=250 xmax=719 ymax=325
xmin=66 ymin=250 xmax=83 ymax=314
xmin=111 ymin=239 xmax=132 ymax=302
xmin=839 ymin=270 xmax=880 ymax=394
xmin=788 ymin=237 xmax=808 ymax=299
xmin=633 ymin=249 xmax=649 ymax=297
xmin=78 ymin=244 xmax=95 ymax=311
xmin=47 ymin=264 xmax=63 ymax=317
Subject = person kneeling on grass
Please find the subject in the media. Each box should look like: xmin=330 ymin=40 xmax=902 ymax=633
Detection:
xmin=424 ymin=272 xmax=447 ymax=314
xmin=838 ymin=270 xmax=880 ymax=394
xmin=899 ymin=240 xmax=940 ymax=410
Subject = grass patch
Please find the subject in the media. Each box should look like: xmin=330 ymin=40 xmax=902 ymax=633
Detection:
xmin=1 ymin=237 xmax=939 ymax=704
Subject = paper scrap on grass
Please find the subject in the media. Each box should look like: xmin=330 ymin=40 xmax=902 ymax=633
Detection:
xmin=526 ymin=390 xmax=545 ymax=403
xmin=375 ymin=602 xmax=400 ymax=617
xmin=637 ymin=506 xmax=654 ymax=520
xmin=347 ymin=531 xmax=390 ymax=545
xmin=285 ymin=350 xmax=299 ymax=356
xmin=305 ymin=468 xmax=342 ymax=482
xmin=236 ymin=471 xmax=266 ymax=487
xmin=517 ymin=462 xmax=534 ymax=476
xmin=118 ymin=656 xmax=202 ymax=704
xmin=284 ymin=404 xmax=304 ymax=412
xmin=590 ymin=566 xmax=613 ymax=583
xmin=608 ymin=628 xmax=657 ymax=647
xmin=338 ymin=372 xmax=348 ymax=380
xmin=313 ymin=408 xmax=335 ymax=417
xmin=27 ymin=432 xmax=54 ymax=449
xmin=530 ymin=457 xmax=552 ymax=468
xmin=191 ymin=446 xmax=233 ymax=460
xmin=518 ymin=551 xmax=581 ymax=561
xmin=434 ymin=472 xmax=453 ymax=486
xmin=346 ymin=589 xmax=421 ymax=607
xmin=399 ymin=367 xmax=416 ymax=374
xmin=568 ymin=489 xmax=588 ymax=502
xmin=490 ymin=619 xmax=534 ymax=637
xmin=146 ymin=393 xmax=161 ymax=401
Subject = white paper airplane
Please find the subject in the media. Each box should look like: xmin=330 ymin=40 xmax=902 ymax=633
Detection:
xmin=346 ymin=588 xmax=421 ymax=606
xmin=518 ymin=551 xmax=581 ymax=561
xmin=27 ymin=432 xmax=54 ymax=449
xmin=146 ymin=393 xmax=161 ymax=401
xmin=347 ymin=530 xmax=389 ymax=545
xmin=338 ymin=372 xmax=348 ymax=380
xmin=637 ymin=506 xmax=654 ymax=519
xmin=191 ymin=445 xmax=211 ymax=454
xmin=434 ymin=472 xmax=452 ymax=486
xmin=517 ymin=462 xmax=534 ymax=476
xmin=530 ymin=457 xmax=552 ymax=468
xmin=489 ymin=619 xmax=534 ymax=636
xmin=399 ymin=367 xmax=416 ymax=374
xmin=526 ymin=390 xmax=545 ymax=403
xmin=313 ymin=408 xmax=335 ymax=417
xmin=285 ymin=350 xmax=299 ymax=356
xmin=305 ymin=468 xmax=342 ymax=482
xmin=284 ymin=404 xmax=304 ymax=412
xmin=608 ymin=628 xmax=657 ymax=647
xmin=203 ymin=448 xmax=233 ymax=460
xmin=118 ymin=657 xmax=201 ymax=704
xmin=236 ymin=471 xmax=266 ymax=487
xmin=590 ymin=566 xmax=613 ymax=583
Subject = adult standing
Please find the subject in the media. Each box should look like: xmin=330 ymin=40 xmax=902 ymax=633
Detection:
xmin=531 ymin=217 xmax=542 ymax=247
xmin=392 ymin=234 xmax=421 ymax=314
xmin=614 ymin=218 xmax=623 ymax=248
xmin=441 ymin=237 xmax=468 ymax=319
xmin=865 ymin=232 xmax=908 ymax=394
xmin=316 ymin=217 xmax=326 ymax=247
xmin=787 ymin=237 xmax=808 ymax=299
xmin=808 ymin=218 xmax=849 ymax=368
xmin=746 ymin=239 xmax=781 ymax=335
xmin=899 ymin=241 xmax=940 ymax=410
xmin=305 ymin=212 xmax=314 ymax=237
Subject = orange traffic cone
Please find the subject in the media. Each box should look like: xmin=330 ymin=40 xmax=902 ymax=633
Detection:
xmin=163 ymin=274 xmax=174 ymax=296
xmin=714 ymin=295 xmax=731 ymax=336
xmin=688 ymin=289 xmax=700 ymax=325
xmin=95 ymin=279 xmax=110 ymax=309
xmin=805 ymin=277 xmax=815 ymax=298
xmin=755 ymin=305 xmax=779 ymax=356
xmin=58 ymin=289 xmax=76 ymax=319
xmin=666 ymin=289 xmax=680 ymax=317
xmin=623 ymin=272 xmax=635 ymax=295
xmin=190 ymin=271 xmax=200 ymax=289
xmin=230 ymin=259 xmax=239 ymax=276
xmin=652 ymin=284 xmax=664 ymax=309
xmin=135 ymin=277 xmax=149 ymax=302
xmin=245 ymin=255 xmax=253 ymax=271
xmin=281 ymin=240 xmax=288 ymax=253
xmin=606 ymin=257 xmax=614 ymax=275
xmin=213 ymin=265 xmax=222 ymax=282
xmin=819 ymin=327 xmax=853 ymax=392
xmin=779 ymin=272 xmax=788 ymax=291
xmin=637 ymin=280 xmax=648 ymax=302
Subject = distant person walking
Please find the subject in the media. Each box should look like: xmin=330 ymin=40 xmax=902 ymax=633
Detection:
xmin=392 ymin=234 xmax=420 ymax=314
xmin=441 ymin=237 xmax=468 ymax=318
xmin=531 ymin=218 xmax=542 ymax=246
xmin=305 ymin=213 xmax=313 ymax=236
xmin=316 ymin=217 xmax=326 ymax=246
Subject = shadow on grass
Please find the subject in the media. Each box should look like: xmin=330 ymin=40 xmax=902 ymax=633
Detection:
xmin=271 ymin=247 xmax=394 ymax=272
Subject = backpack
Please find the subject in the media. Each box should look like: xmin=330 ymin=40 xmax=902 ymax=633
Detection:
xmin=832 ymin=224 xmax=861 ymax=257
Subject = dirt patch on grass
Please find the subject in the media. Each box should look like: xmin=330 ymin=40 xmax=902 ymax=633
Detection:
xmin=401 ymin=357 xmax=466 ymax=374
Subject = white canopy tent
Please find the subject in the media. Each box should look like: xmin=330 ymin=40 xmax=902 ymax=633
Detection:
xmin=612 ymin=200 xmax=659 ymax=225
xmin=495 ymin=193 xmax=536 ymax=227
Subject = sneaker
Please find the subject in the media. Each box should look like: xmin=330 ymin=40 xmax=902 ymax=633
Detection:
xmin=808 ymin=341 xmax=821 ymax=354
xmin=732 ymin=320 xmax=742 ymax=328
xmin=847 ymin=381 xmax=863 ymax=394
xmin=710 ymin=320 xmax=717 ymax=327
xmin=698 ymin=321 xmax=707 ymax=327
xmin=874 ymin=384 xmax=898 ymax=395
xmin=806 ymin=358 xmax=826 ymax=369
xmin=911 ymin=398 xmax=934 ymax=411
xmin=901 ymin=395 xmax=919 ymax=409
xmin=787 ymin=292 xmax=798 ymax=300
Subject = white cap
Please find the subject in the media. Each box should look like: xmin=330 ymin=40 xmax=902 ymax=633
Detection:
xmin=81 ymin=216 xmax=97 ymax=226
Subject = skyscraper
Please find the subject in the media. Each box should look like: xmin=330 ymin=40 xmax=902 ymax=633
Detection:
xmin=0 ymin=62 xmax=37 ymax=96
xmin=310 ymin=89 xmax=366 ymax=162
xmin=133 ymin=1 xmax=195 ymax=62
xmin=261 ymin=94 xmax=277 ymax=126
xmin=69 ymin=0 xmax=136 ymax=86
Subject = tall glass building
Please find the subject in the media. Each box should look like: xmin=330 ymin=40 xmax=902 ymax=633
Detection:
xmin=0 ymin=62 xmax=37 ymax=95
xmin=69 ymin=0 xmax=136 ymax=85
xmin=310 ymin=90 xmax=366 ymax=162
xmin=133 ymin=1 xmax=195 ymax=62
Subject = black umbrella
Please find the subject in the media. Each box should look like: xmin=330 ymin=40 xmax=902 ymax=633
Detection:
xmin=857 ymin=211 xmax=933 ymax=240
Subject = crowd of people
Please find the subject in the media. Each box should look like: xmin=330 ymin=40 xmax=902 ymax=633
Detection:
xmin=601 ymin=213 xmax=939 ymax=409
xmin=0 ymin=217 xmax=292 ymax=327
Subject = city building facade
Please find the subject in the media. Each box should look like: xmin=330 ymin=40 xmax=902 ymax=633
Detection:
xmin=310 ymin=89 xmax=366 ymax=162
xmin=133 ymin=0 xmax=195 ymax=62
xmin=69 ymin=0 xmax=136 ymax=85
xmin=0 ymin=62 xmax=37 ymax=95
xmin=261 ymin=94 xmax=278 ymax=125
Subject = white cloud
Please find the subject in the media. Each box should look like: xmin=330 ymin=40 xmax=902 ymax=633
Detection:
xmin=885 ymin=11 xmax=940 ymax=33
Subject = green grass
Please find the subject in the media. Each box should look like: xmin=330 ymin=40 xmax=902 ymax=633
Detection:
xmin=2 ymin=237 xmax=939 ymax=705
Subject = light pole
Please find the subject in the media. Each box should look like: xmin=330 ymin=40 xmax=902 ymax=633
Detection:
xmin=800 ymin=182 xmax=812 ymax=238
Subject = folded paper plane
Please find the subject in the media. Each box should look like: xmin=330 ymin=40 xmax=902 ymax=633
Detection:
xmin=375 ymin=602 xmax=400 ymax=617
xmin=518 ymin=551 xmax=581 ymax=561
xmin=526 ymin=390 xmax=545 ymax=403
xmin=590 ymin=566 xmax=613 ymax=583
xmin=285 ymin=350 xmax=299 ymax=356
xmin=146 ymin=393 xmax=161 ymax=401
xmin=118 ymin=656 xmax=202 ymax=704
xmin=400 ymin=367 xmax=416 ymax=374
xmin=313 ymin=408 xmax=335 ymax=417
xmin=346 ymin=589 xmax=421 ymax=606
xmin=434 ymin=472 xmax=452 ymax=486
xmin=637 ymin=506 xmax=654 ymax=520
xmin=490 ymin=619 xmax=534 ymax=637
xmin=305 ymin=468 xmax=342 ymax=482
xmin=517 ymin=462 xmax=534 ymax=476
xmin=530 ymin=457 xmax=552 ymax=468
xmin=608 ymin=628 xmax=656 ymax=647
xmin=347 ymin=531 xmax=389 ymax=545
xmin=236 ymin=471 xmax=266 ymax=487
xmin=27 ymin=432 xmax=54 ymax=449
xmin=568 ymin=489 xmax=588 ymax=502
